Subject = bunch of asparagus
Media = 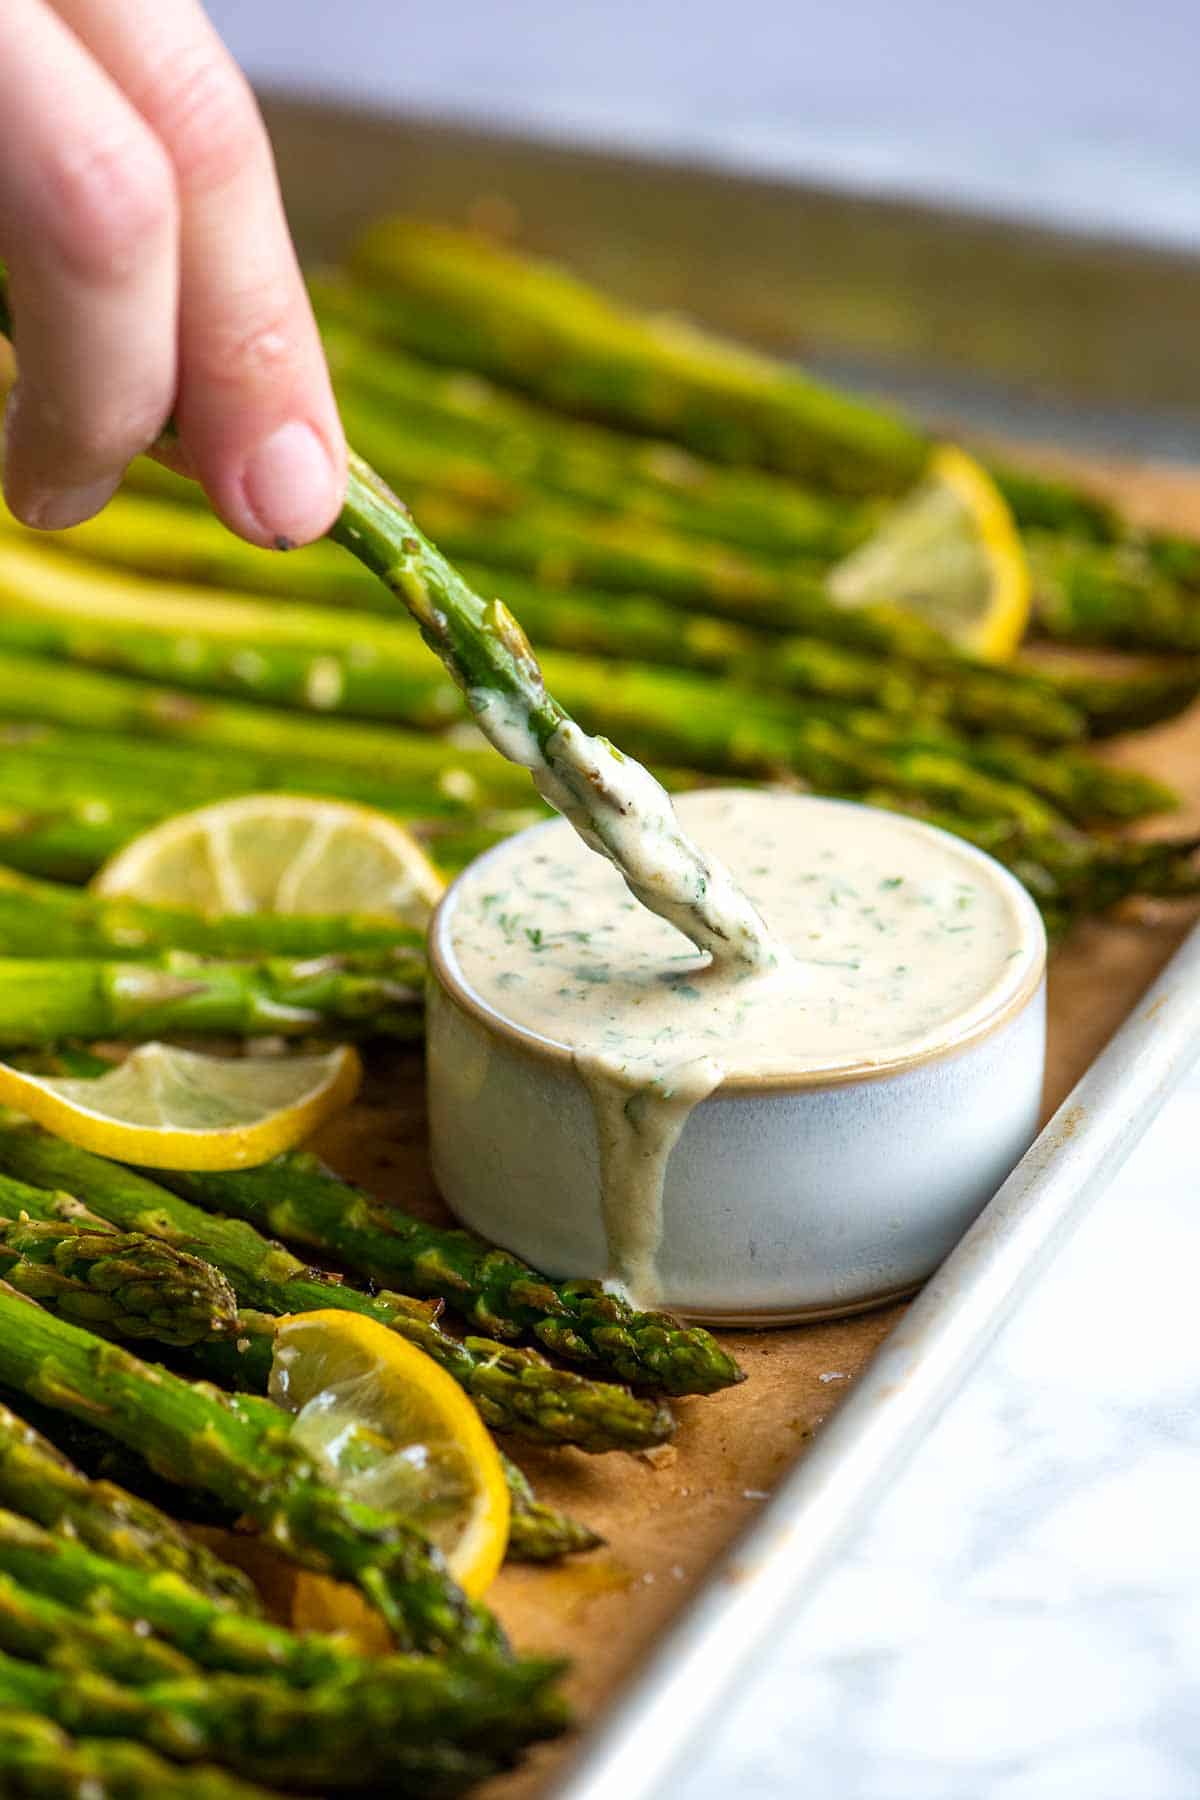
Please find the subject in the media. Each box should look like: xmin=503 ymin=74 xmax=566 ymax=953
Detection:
xmin=0 ymin=1111 xmax=753 ymax=1790
xmin=0 ymin=212 xmax=1196 ymax=1798
xmin=0 ymin=223 xmax=1195 ymax=943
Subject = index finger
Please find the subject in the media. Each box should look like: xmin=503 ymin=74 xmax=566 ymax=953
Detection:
xmin=0 ymin=0 xmax=179 ymax=529
xmin=58 ymin=0 xmax=346 ymax=548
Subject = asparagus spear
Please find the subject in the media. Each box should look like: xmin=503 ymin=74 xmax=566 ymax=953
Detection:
xmin=0 ymin=1286 xmax=505 ymax=1654
xmin=0 ymin=1504 xmax=407 ymax=1684
xmin=0 ymin=538 xmax=1101 ymax=797
xmin=0 ymin=1713 xmax=289 ymax=1800
xmin=1029 ymin=532 xmax=1200 ymax=652
xmin=0 ymin=1567 xmax=199 ymax=1683
xmin=0 ymin=1127 xmax=677 ymax=1451
xmin=0 ymin=524 xmax=1086 ymax=744
xmin=0 ymin=950 xmax=426 ymax=1046
xmin=0 ymin=1397 xmax=259 ymax=1610
xmin=0 ymin=866 xmax=427 ymax=961
xmin=20 ymin=482 xmax=1195 ymax=739
xmin=0 ymin=585 xmax=1083 ymax=834
xmin=502 ymin=1454 xmax=604 ymax=1561
xmin=0 ymin=1643 xmax=564 ymax=1791
xmin=346 ymin=219 xmax=930 ymax=494
xmin=317 ymin=305 xmax=874 ymax=557
xmin=0 ymin=1215 xmax=238 ymax=1346
xmin=6 ymin=1378 xmax=599 ymax=1566
xmin=0 ymin=715 xmax=534 ymax=819
xmin=1023 ymin=655 xmax=1200 ymax=737
xmin=149 ymin=1151 xmax=745 ymax=1395
xmin=345 ymin=219 xmax=1200 ymax=575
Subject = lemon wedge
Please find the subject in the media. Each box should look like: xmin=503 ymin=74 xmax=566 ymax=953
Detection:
xmin=828 ymin=445 xmax=1031 ymax=662
xmin=93 ymin=795 xmax=444 ymax=923
xmin=270 ymin=1311 xmax=509 ymax=1598
xmin=0 ymin=1042 xmax=360 ymax=1170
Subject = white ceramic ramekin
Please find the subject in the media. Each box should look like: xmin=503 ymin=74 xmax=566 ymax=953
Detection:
xmin=427 ymin=806 xmax=1047 ymax=1324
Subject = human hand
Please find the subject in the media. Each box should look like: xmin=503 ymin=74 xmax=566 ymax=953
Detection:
xmin=0 ymin=1 xmax=346 ymax=547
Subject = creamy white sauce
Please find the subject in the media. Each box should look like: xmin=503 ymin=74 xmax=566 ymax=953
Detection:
xmin=468 ymin=698 xmax=778 ymax=970
xmin=446 ymin=790 xmax=1037 ymax=1305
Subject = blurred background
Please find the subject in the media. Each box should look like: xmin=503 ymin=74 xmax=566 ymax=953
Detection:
xmin=209 ymin=0 xmax=1197 ymax=248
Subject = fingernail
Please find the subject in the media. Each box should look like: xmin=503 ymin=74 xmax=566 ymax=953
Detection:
xmin=241 ymin=421 xmax=338 ymax=546
xmin=20 ymin=478 xmax=121 ymax=531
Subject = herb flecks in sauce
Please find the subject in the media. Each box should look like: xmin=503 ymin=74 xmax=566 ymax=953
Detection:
xmin=448 ymin=792 xmax=1037 ymax=1306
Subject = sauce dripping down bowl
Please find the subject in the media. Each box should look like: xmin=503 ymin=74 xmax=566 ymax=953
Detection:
xmin=427 ymin=791 xmax=1047 ymax=1323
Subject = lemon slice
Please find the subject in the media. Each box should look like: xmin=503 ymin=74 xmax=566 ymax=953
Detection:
xmin=0 ymin=1042 xmax=360 ymax=1170
xmin=93 ymin=796 xmax=445 ymax=923
xmin=828 ymin=445 xmax=1031 ymax=662
xmin=270 ymin=1311 xmax=509 ymax=1598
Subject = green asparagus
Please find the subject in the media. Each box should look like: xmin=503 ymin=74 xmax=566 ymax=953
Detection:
xmin=0 ymin=1713 xmax=289 ymax=1800
xmin=315 ymin=297 xmax=876 ymax=557
xmin=345 ymin=219 xmax=1200 ymax=574
xmin=0 ymin=1642 xmax=564 ymax=1791
xmin=150 ymin=1150 xmax=746 ymax=1395
xmin=0 ymin=866 xmax=427 ymax=961
xmin=1029 ymin=532 xmax=1200 ymax=652
xmin=3 ymin=1378 xmax=599 ymax=1566
xmin=0 ymin=1504 xmax=410 ymax=1685
xmin=0 ymin=1566 xmax=197 ymax=1683
xmin=0 ymin=1214 xmax=238 ymax=1346
xmin=0 ymin=527 xmax=1090 ymax=743
xmin=0 ymin=1397 xmax=258 ymax=1609
xmin=0 ymin=950 xmax=426 ymax=1046
xmin=347 ymin=218 xmax=930 ymax=493
xmin=1021 ymin=655 xmax=1200 ymax=737
xmin=0 ymin=1125 xmax=678 ymax=1450
xmin=502 ymin=1454 xmax=604 ymax=1561
xmin=0 ymin=1284 xmax=505 ymax=1653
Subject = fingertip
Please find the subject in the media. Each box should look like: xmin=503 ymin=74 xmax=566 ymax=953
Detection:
xmin=2 ymin=393 xmax=122 ymax=529
xmin=6 ymin=474 xmax=122 ymax=531
xmin=224 ymin=417 xmax=345 ymax=549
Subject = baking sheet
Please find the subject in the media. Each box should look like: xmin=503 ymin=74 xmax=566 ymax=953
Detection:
xmin=258 ymin=95 xmax=1200 ymax=1795
xmin=302 ymin=449 xmax=1199 ymax=1800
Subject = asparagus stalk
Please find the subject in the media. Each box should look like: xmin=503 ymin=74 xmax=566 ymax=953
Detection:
xmin=345 ymin=219 xmax=1200 ymax=574
xmin=0 ymin=1567 xmax=197 ymax=1683
xmin=0 ymin=1127 xmax=677 ymax=1451
xmin=1023 ymin=656 xmax=1200 ymax=737
xmin=0 ymin=950 xmax=426 ymax=1046
xmin=22 ymin=484 xmax=1197 ymax=738
xmin=0 ymin=590 xmax=1095 ymax=835
xmin=502 ymin=1454 xmax=604 ymax=1561
xmin=0 ymin=1214 xmax=238 ymax=1346
xmin=150 ymin=1151 xmax=746 ymax=1396
xmin=5 ymin=1377 xmax=599 ymax=1566
xmin=1029 ymin=532 xmax=1200 ymax=652
xmin=0 ymin=1642 xmax=564 ymax=1791
xmin=0 ymin=715 xmax=533 ymax=818
xmin=0 ymin=1504 xmax=406 ymax=1685
xmin=346 ymin=219 xmax=930 ymax=494
xmin=0 ymin=1397 xmax=259 ymax=1610
xmin=0 ymin=523 xmax=1086 ymax=744
xmin=0 ymin=1712 xmax=289 ymax=1800
xmin=317 ymin=305 xmax=875 ymax=557
xmin=0 ymin=1286 xmax=505 ymax=1654
xmin=6 ymin=474 xmax=956 ymax=656
xmin=0 ymin=866 xmax=427 ymax=961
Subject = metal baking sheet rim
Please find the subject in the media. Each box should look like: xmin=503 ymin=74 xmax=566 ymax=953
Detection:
xmin=256 ymin=91 xmax=1200 ymax=1796
xmin=557 ymin=918 xmax=1200 ymax=1800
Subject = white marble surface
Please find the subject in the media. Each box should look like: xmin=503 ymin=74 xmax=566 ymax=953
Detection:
xmin=662 ymin=1053 xmax=1200 ymax=1799
xmin=209 ymin=0 xmax=1200 ymax=248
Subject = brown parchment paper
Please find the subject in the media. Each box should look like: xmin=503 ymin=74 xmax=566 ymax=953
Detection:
xmin=306 ymin=453 xmax=1200 ymax=1799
